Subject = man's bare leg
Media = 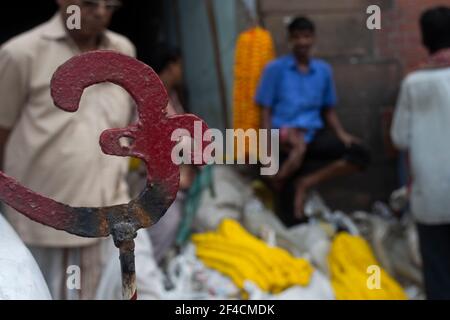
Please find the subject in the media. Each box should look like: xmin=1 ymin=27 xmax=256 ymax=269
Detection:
xmin=272 ymin=129 xmax=306 ymax=190
xmin=294 ymin=159 xmax=360 ymax=219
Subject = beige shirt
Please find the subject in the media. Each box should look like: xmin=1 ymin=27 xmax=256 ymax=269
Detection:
xmin=0 ymin=14 xmax=136 ymax=247
xmin=391 ymin=67 xmax=450 ymax=225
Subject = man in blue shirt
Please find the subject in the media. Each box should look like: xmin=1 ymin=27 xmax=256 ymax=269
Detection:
xmin=256 ymin=17 xmax=370 ymax=225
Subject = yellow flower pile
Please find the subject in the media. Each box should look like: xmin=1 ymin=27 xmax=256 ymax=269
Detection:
xmin=232 ymin=27 xmax=275 ymax=159
xmin=129 ymin=157 xmax=142 ymax=171
xmin=192 ymin=219 xmax=313 ymax=294
xmin=328 ymin=232 xmax=407 ymax=300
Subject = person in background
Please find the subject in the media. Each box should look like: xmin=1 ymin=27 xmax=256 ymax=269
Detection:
xmin=256 ymin=16 xmax=370 ymax=226
xmin=0 ymin=0 xmax=163 ymax=299
xmin=391 ymin=6 xmax=450 ymax=300
xmin=155 ymin=45 xmax=185 ymax=116
xmin=128 ymin=44 xmax=195 ymax=265
xmin=153 ymin=44 xmax=196 ymax=191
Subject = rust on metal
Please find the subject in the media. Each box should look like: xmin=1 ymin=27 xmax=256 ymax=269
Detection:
xmin=0 ymin=50 xmax=209 ymax=300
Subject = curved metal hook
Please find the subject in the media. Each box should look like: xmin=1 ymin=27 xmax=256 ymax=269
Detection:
xmin=0 ymin=50 xmax=209 ymax=238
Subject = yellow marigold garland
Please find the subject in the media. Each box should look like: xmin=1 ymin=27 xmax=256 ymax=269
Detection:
xmin=232 ymin=27 xmax=275 ymax=160
xmin=192 ymin=219 xmax=314 ymax=296
xmin=328 ymin=232 xmax=407 ymax=300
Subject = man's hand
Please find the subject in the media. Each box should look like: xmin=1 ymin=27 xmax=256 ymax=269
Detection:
xmin=0 ymin=128 xmax=11 ymax=171
xmin=323 ymin=108 xmax=362 ymax=147
xmin=336 ymin=130 xmax=362 ymax=147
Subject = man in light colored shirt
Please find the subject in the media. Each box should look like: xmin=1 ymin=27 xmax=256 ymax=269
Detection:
xmin=0 ymin=0 xmax=164 ymax=299
xmin=391 ymin=6 xmax=450 ymax=300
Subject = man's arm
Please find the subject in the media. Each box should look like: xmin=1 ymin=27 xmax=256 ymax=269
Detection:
xmin=256 ymin=62 xmax=277 ymax=131
xmin=321 ymin=64 xmax=360 ymax=147
xmin=261 ymin=107 xmax=271 ymax=130
xmin=261 ymin=107 xmax=273 ymax=153
xmin=0 ymin=128 xmax=10 ymax=171
xmin=323 ymin=108 xmax=361 ymax=147
xmin=391 ymin=80 xmax=411 ymax=150
xmin=255 ymin=62 xmax=277 ymax=159
xmin=0 ymin=47 xmax=27 ymax=168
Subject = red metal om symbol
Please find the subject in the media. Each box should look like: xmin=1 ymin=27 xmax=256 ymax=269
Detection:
xmin=0 ymin=51 xmax=209 ymax=299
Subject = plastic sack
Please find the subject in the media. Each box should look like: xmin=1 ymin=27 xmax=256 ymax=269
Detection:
xmin=0 ymin=214 xmax=51 ymax=299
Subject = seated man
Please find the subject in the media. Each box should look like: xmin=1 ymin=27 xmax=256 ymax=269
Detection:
xmin=256 ymin=16 xmax=370 ymax=226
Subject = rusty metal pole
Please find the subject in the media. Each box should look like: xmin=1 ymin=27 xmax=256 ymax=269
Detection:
xmin=111 ymin=221 xmax=138 ymax=300
xmin=117 ymin=240 xmax=137 ymax=300
xmin=0 ymin=51 xmax=210 ymax=300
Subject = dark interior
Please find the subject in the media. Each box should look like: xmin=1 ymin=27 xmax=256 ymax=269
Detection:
xmin=0 ymin=1 xmax=164 ymax=65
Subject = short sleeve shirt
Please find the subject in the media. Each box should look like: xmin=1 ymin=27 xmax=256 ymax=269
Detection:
xmin=391 ymin=68 xmax=450 ymax=224
xmin=255 ymin=55 xmax=337 ymax=143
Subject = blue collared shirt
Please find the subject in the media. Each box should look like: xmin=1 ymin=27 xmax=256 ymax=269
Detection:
xmin=255 ymin=55 xmax=337 ymax=143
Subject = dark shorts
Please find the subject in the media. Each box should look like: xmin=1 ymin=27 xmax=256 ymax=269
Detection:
xmin=277 ymin=129 xmax=371 ymax=226
xmin=280 ymin=129 xmax=371 ymax=176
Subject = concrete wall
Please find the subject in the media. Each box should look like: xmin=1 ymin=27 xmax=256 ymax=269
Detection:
xmin=173 ymin=0 xmax=237 ymax=132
